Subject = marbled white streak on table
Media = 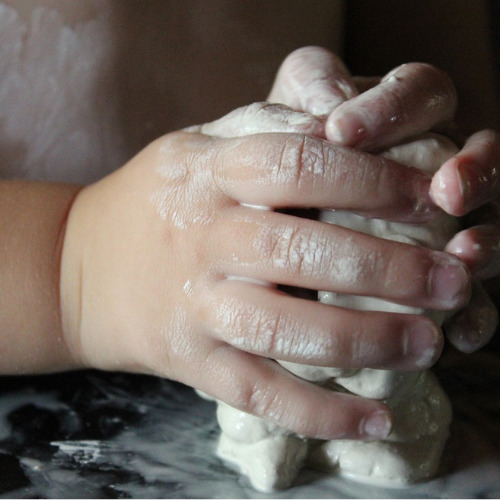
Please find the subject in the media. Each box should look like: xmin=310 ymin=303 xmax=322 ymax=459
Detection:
xmin=0 ymin=342 xmax=499 ymax=498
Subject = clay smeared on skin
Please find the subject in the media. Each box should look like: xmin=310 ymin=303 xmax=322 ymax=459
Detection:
xmin=213 ymin=133 xmax=459 ymax=492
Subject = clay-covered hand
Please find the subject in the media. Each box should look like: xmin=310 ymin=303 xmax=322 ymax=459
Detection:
xmin=268 ymin=46 xmax=457 ymax=151
xmin=431 ymin=130 xmax=500 ymax=352
xmin=269 ymin=46 xmax=498 ymax=353
xmin=59 ymin=103 xmax=470 ymax=441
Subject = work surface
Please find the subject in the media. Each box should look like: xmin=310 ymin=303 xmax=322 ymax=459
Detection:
xmin=0 ymin=345 xmax=499 ymax=499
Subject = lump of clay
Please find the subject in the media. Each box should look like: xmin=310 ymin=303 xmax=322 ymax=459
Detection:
xmin=213 ymin=133 xmax=458 ymax=492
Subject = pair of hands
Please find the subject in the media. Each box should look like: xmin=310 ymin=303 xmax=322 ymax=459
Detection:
xmin=59 ymin=47 xmax=500 ymax=441
xmin=270 ymin=47 xmax=500 ymax=354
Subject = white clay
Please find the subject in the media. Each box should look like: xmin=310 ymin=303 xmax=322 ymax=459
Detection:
xmin=214 ymin=133 xmax=458 ymax=492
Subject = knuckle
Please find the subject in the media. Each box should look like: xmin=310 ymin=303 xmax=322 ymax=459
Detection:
xmin=271 ymin=225 xmax=305 ymax=274
xmin=280 ymin=46 xmax=326 ymax=76
xmin=212 ymin=295 xmax=246 ymax=340
xmin=273 ymin=134 xmax=305 ymax=185
xmin=245 ymin=308 xmax=297 ymax=358
xmin=212 ymin=295 xmax=287 ymax=355
xmin=238 ymin=380 xmax=263 ymax=415
xmin=384 ymin=62 xmax=457 ymax=116
xmin=326 ymin=232 xmax=386 ymax=292
xmin=247 ymin=308 xmax=283 ymax=353
xmin=380 ymin=77 xmax=409 ymax=120
xmin=239 ymin=379 xmax=283 ymax=421
xmin=299 ymin=136 xmax=329 ymax=185
xmin=414 ymin=62 xmax=457 ymax=109
xmin=345 ymin=329 xmax=365 ymax=365
xmin=266 ymin=222 xmax=327 ymax=277
xmin=278 ymin=46 xmax=354 ymax=114
xmin=154 ymin=130 xmax=216 ymax=179
xmin=274 ymin=135 xmax=328 ymax=190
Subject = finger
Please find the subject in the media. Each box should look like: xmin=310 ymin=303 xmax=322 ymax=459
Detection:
xmin=194 ymin=343 xmax=393 ymax=440
xmin=205 ymin=280 xmax=443 ymax=370
xmin=208 ymin=131 xmax=438 ymax=223
xmin=445 ymin=224 xmax=500 ymax=280
xmin=209 ymin=206 xmax=471 ymax=311
xmin=267 ymin=46 xmax=358 ymax=116
xmin=430 ymin=130 xmax=500 ymax=216
xmin=197 ymin=102 xmax=326 ymax=139
xmin=444 ymin=281 xmax=498 ymax=353
xmin=326 ymin=63 xmax=457 ymax=151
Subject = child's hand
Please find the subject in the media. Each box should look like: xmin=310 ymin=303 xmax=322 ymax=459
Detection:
xmin=60 ymin=103 xmax=470 ymax=440
xmin=269 ymin=46 xmax=499 ymax=354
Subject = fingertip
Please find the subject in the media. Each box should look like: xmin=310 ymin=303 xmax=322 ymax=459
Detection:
xmin=403 ymin=317 xmax=444 ymax=370
xmin=316 ymin=394 xmax=394 ymax=441
xmin=327 ymin=62 xmax=457 ymax=152
xmin=360 ymin=407 xmax=394 ymax=441
xmin=430 ymin=158 xmax=466 ymax=216
xmin=428 ymin=252 xmax=472 ymax=310
xmin=445 ymin=286 xmax=498 ymax=353
xmin=446 ymin=311 xmax=497 ymax=353
xmin=444 ymin=227 xmax=500 ymax=279
xmin=325 ymin=109 xmax=367 ymax=147
xmin=269 ymin=46 xmax=358 ymax=116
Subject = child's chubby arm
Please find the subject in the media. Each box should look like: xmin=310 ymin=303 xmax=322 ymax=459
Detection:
xmin=54 ymin=103 xmax=470 ymax=441
xmin=0 ymin=180 xmax=81 ymax=373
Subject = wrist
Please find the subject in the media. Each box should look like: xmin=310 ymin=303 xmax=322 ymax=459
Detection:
xmin=0 ymin=180 xmax=83 ymax=373
xmin=59 ymin=171 xmax=153 ymax=374
xmin=59 ymin=183 xmax=92 ymax=369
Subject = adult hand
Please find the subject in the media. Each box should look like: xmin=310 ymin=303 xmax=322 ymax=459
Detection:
xmin=269 ymin=46 xmax=498 ymax=353
xmin=60 ymin=103 xmax=469 ymax=441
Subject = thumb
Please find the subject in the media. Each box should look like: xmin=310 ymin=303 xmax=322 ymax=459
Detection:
xmin=267 ymin=46 xmax=358 ymax=116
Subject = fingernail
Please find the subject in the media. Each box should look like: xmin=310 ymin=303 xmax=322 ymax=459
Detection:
xmin=447 ymin=319 xmax=482 ymax=353
xmin=326 ymin=112 xmax=367 ymax=147
xmin=361 ymin=411 xmax=393 ymax=440
xmin=429 ymin=163 xmax=462 ymax=216
xmin=456 ymin=161 xmax=474 ymax=212
xmin=403 ymin=320 xmax=443 ymax=369
xmin=428 ymin=254 xmax=471 ymax=308
xmin=448 ymin=304 xmax=497 ymax=353
xmin=459 ymin=328 xmax=484 ymax=353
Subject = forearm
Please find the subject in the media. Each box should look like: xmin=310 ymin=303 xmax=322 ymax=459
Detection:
xmin=0 ymin=179 xmax=82 ymax=374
